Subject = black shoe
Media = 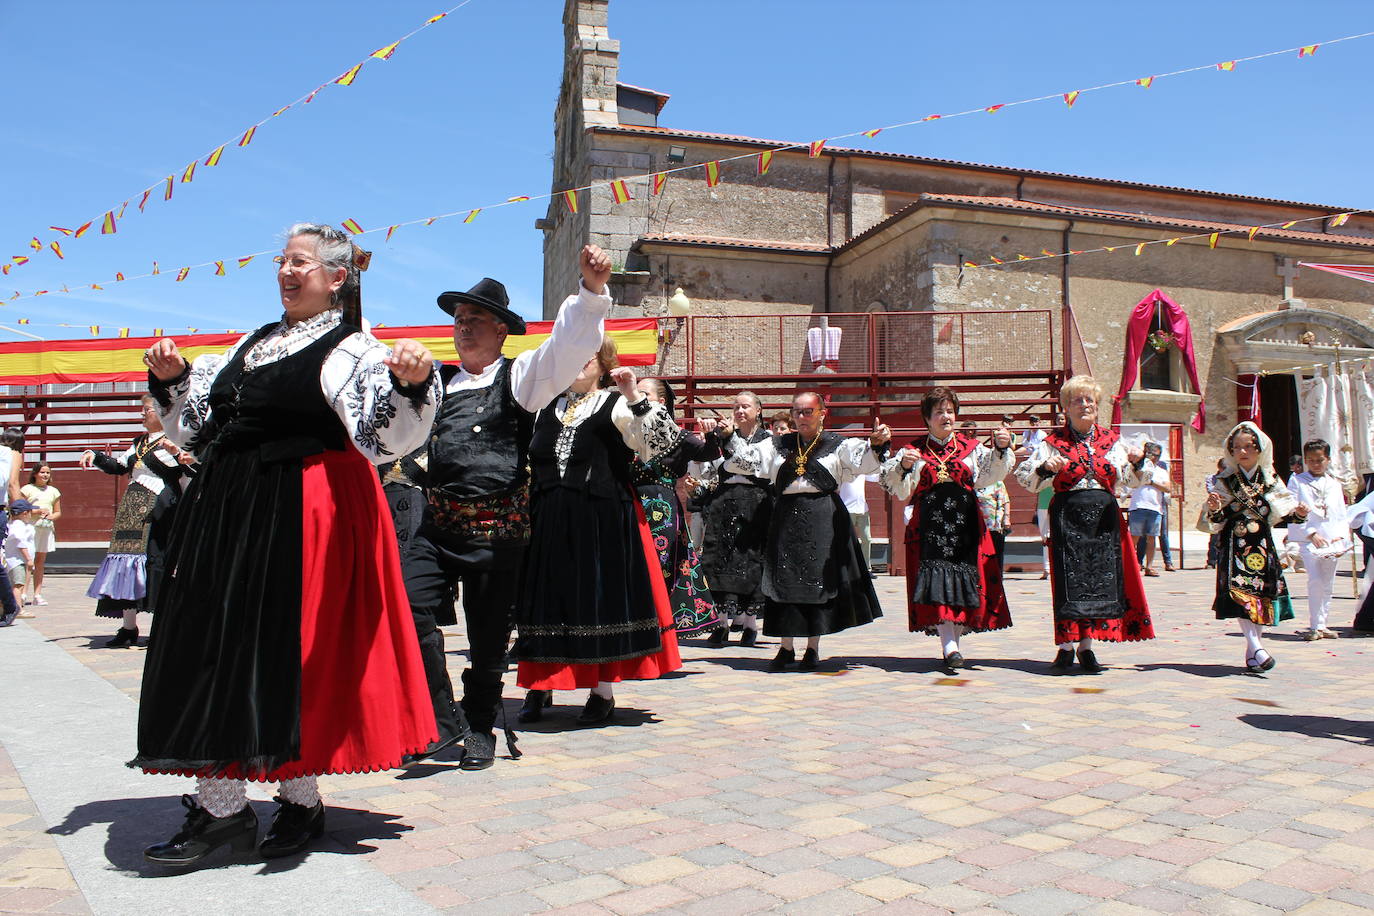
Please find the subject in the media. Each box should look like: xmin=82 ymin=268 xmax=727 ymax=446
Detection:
xmin=729 ymin=623 xmax=744 ymax=633
xmin=739 ymin=629 xmax=758 ymax=648
xmin=768 ymin=648 xmax=795 ymax=672
xmin=706 ymin=627 xmax=728 ymax=647
xmin=577 ymin=693 xmax=615 ymax=726
xmin=459 ymin=731 xmax=496 ymax=771
xmin=1049 ymin=649 xmax=1074 ymax=673
xmin=1246 ymin=651 xmax=1276 ymax=674
xmin=799 ymin=648 xmax=820 ymax=671
xmin=258 ymin=797 xmax=325 ymax=859
xmin=106 ymin=627 xmax=138 ymax=648
xmin=517 ymin=690 xmax=552 ymax=723
xmin=943 ymin=651 xmax=965 ymax=672
xmin=399 ymin=730 xmax=463 ymax=768
xmin=1077 ymin=649 xmax=1103 ymax=674
xmin=143 ymin=795 xmax=258 ymax=866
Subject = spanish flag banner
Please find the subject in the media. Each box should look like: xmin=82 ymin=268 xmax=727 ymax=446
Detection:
xmin=335 ymin=62 xmax=365 ymax=86
xmin=176 ymin=267 xmax=190 ymax=282
xmin=0 ymin=318 xmax=660 ymax=386
xmin=371 ymin=41 xmax=400 ymax=60
xmin=464 ymin=209 xmax=481 ymax=223
xmin=984 ymin=104 xmax=1004 ymax=113
xmin=73 ymin=222 xmax=93 ymax=239
xmin=1299 ymin=44 xmax=1319 ymax=57
xmin=181 ymin=160 xmax=196 ymax=184
xmin=238 ymin=126 xmax=257 ymax=147
xmin=1217 ymin=60 xmax=1237 ymax=71
xmin=205 ymin=145 xmax=225 ymax=167
xmin=1063 ymin=90 xmax=1080 ymax=108
xmin=341 ymin=218 xmax=365 ymax=235
xmin=101 ymin=211 xmax=117 ymax=235
xmin=1136 ymin=77 xmax=1154 ymax=88
xmin=237 ymin=256 xmax=254 ymax=268
xmin=563 ymin=189 xmax=579 ymax=214
xmin=652 ymin=172 xmax=667 ymax=196
xmin=861 ymin=128 xmax=882 ymax=138
xmin=163 ymin=175 xmax=174 ymax=201
xmin=704 ymin=161 xmax=721 ymax=188
xmin=808 ymin=140 xmax=826 ymax=158
xmin=214 ymin=261 xmax=225 ymax=276
xmin=610 ymin=179 xmax=632 ymax=204
xmin=756 ymin=151 xmax=773 ymax=176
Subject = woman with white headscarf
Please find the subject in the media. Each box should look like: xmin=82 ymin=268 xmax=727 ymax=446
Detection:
xmin=1202 ymin=421 xmax=1308 ymax=674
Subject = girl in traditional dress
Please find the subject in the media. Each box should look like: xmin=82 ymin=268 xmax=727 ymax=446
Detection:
xmin=1015 ymin=375 xmax=1153 ymax=673
xmin=881 ymin=387 xmax=1015 ymax=671
xmin=80 ymin=396 xmax=196 ymax=647
xmin=632 ymin=378 xmax=722 ymax=637
xmin=716 ymin=392 xmax=889 ymax=671
xmin=135 ymin=223 xmax=440 ymax=866
xmin=701 ymin=391 xmax=773 ymax=648
xmin=1202 ymin=421 xmax=1306 ymax=673
xmin=514 ymin=341 xmax=683 ymax=726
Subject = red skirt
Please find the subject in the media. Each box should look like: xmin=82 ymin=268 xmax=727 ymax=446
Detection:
xmin=905 ymin=521 xmax=1011 ymax=633
xmin=517 ymin=498 xmax=681 ymax=691
xmin=1053 ymin=528 xmax=1155 ymax=645
xmin=245 ymin=451 xmax=435 ymax=780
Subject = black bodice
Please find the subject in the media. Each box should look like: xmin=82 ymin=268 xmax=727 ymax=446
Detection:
xmin=529 ymin=391 xmax=633 ymax=500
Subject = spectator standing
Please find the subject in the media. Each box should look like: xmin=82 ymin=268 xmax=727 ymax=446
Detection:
xmin=20 ymin=464 xmax=60 ymax=605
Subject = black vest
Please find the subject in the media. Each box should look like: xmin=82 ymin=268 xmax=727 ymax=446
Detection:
xmin=529 ymin=392 xmax=633 ymax=501
xmin=773 ymin=431 xmax=842 ymax=495
xmin=428 ymin=358 xmax=533 ymax=499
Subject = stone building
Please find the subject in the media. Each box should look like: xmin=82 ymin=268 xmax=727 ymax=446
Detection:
xmin=541 ymin=0 xmax=1374 ymax=526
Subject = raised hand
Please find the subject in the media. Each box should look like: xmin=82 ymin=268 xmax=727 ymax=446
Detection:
xmin=384 ymin=338 xmax=434 ymax=388
xmin=144 ymin=338 xmax=187 ymax=382
xmin=580 ymin=244 xmax=612 ymax=295
xmin=870 ymin=423 xmax=892 ymax=448
xmin=610 ymin=366 xmax=639 ymax=400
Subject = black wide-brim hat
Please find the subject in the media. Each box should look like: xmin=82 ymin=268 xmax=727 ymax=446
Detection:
xmin=436 ymin=278 xmax=527 ymax=334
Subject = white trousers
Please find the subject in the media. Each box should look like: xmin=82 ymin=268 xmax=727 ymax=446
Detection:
xmin=1300 ymin=547 xmax=1339 ymax=631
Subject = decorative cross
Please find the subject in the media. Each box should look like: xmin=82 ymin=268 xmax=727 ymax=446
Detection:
xmin=1276 ymin=257 xmax=1301 ymax=300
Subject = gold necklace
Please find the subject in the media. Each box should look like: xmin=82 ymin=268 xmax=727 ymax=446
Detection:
xmin=793 ymin=428 xmax=824 ymax=475
xmin=560 ymin=390 xmax=596 ymax=426
xmin=924 ymin=434 xmax=962 ymax=483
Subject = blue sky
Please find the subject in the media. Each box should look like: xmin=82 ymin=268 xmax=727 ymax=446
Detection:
xmin=3 ymin=0 xmax=1372 ymax=341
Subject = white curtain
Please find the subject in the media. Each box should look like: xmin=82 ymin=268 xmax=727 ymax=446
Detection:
xmin=1350 ymin=362 xmax=1374 ymax=474
xmin=1298 ymin=361 xmax=1374 ymax=482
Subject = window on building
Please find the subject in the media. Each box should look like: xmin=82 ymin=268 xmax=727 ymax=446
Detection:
xmin=1138 ymin=303 xmax=1184 ymax=392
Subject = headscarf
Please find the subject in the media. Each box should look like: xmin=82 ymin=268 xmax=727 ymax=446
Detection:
xmin=1219 ymin=421 xmax=1275 ymax=479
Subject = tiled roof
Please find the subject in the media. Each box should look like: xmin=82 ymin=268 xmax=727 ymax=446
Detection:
xmin=592 ymin=124 xmax=1358 ymax=215
xmin=635 ymin=234 xmax=831 ymax=254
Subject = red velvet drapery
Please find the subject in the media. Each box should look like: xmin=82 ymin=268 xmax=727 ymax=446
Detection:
xmin=1110 ymin=289 xmax=1205 ymax=432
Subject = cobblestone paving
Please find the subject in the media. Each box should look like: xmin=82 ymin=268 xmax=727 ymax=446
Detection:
xmin=2 ymin=566 xmax=1373 ymax=914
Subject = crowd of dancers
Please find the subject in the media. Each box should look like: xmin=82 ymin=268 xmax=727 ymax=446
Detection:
xmin=16 ymin=226 xmax=1369 ymax=869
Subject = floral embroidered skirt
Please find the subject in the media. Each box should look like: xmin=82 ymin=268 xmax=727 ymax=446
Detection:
xmin=1212 ymin=519 xmax=1294 ymax=626
xmin=637 ymin=482 xmax=720 ymax=635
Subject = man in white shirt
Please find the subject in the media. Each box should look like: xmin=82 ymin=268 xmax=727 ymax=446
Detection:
xmin=400 ymin=246 xmax=612 ymax=769
xmin=1127 ymin=442 xmax=1169 ymax=576
xmin=838 ymin=474 xmax=876 ymax=577
xmin=1287 ymin=438 xmax=1350 ymax=640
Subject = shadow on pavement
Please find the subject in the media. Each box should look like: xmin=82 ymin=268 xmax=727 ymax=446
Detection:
xmin=1135 ymin=662 xmax=1246 ymax=678
xmin=496 ymin=703 xmax=661 ymax=734
xmin=1239 ymin=713 xmax=1374 ymax=745
xmin=47 ymin=796 xmax=414 ymax=877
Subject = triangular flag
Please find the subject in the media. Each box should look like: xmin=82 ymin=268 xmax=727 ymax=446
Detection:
xmin=101 ymin=211 xmax=117 ymax=234
xmin=1041 ymin=249 xmax=1055 ymax=257
xmin=1282 ymin=220 xmax=1297 ymax=229
xmin=341 ymin=218 xmax=364 ymax=235
xmin=1104 ymin=246 xmax=1118 ymax=253
xmin=188 ymin=328 xmax=198 ymax=334
xmin=237 ymin=257 xmax=254 ymax=268
xmin=215 ymin=261 xmax=225 ymax=276
xmin=1135 ymin=77 xmax=1154 ymax=88
xmin=424 ymin=217 xmax=438 ymax=226
xmin=152 ymin=261 xmax=160 ymax=274
xmin=118 ymin=200 xmax=128 ymax=219
xmin=861 ymin=128 xmax=882 ymax=138
xmin=11 ymin=256 xmax=29 ymax=266
xmin=564 ymin=189 xmax=579 ymax=213
xmin=1063 ymin=91 xmax=1080 ymax=108
xmin=1208 ymin=233 xmax=1220 ymax=249
xmin=1331 ymin=213 xmax=1350 ymax=227
xmin=181 ymin=160 xmax=196 ymax=183
xmin=118 ymin=327 xmax=129 ymax=337
xmin=0 ymin=265 xmax=7 ymax=276
xmin=464 ymin=209 xmax=480 ymax=223
xmin=238 ymin=126 xmax=257 ymax=147
xmin=176 ymin=266 xmax=190 ymax=282
xmin=1016 ymin=254 xmax=1031 ymax=261
xmin=116 ymin=272 xmax=125 ymax=281
xmin=33 ymin=290 xmax=46 ymax=296
xmin=507 ymin=196 xmax=531 ymax=202
xmin=704 ymin=161 xmax=721 ymax=187
xmin=756 ymin=151 xmax=773 ymax=176
xmin=164 ymin=175 xmax=174 ymax=201
xmin=371 ymin=41 xmax=400 ymax=60
xmin=92 ymin=283 xmax=105 ymax=290
xmin=425 ymin=12 xmax=447 ymax=24
xmin=139 ymin=189 xmax=151 ymax=212
xmin=272 ymin=105 xmax=290 ymax=117
xmin=984 ymin=104 xmax=1004 ymax=114
xmin=1299 ymin=44 xmax=1319 ymax=58
xmin=1134 ymin=242 xmax=1146 ymax=256
xmin=1247 ymin=226 xmax=1260 ymax=241
xmin=205 ymin=145 xmax=225 ymax=166
xmin=385 ymin=225 xmax=398 ymax=242
xmin=29 ymin=238 xmax=41 ymax=251
xmin=153 ymin=328 xmax=163 ymax=337
xmin=49 ymin=241 xmax=64 ymax=259
xmin=808 ymin=140 xmax=826 ymax=158
xmin=1217 ymin=60 xmax=1236 ymax=71
xmin=920 ymin=114 xmax=941 ymax=122
xmin=652 ymin=172 xmax=667 ymax=195
xmin=73 ymin=221 xmax=93 ymax=238
xmin=304 ymin=86 xmax=322 ymax=104
xmin=335 ymin=62 xmax=365 ymax=86
xmin=49 ymin=227 xmax=74 ymax=236
xmin=962 ymin=261 xmax=977 ymax=268
xmin=609 ymin=179 xmax=632 ymax=204
xmin=90 ymin=326 xmax=99 ymax=336
xmin=1165 ymin=238 xmax=1179 ymax=246
xmin=989 ymin=256 xmax=1004 ymax=264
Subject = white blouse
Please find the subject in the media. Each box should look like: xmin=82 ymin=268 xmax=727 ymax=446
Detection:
xmin=1205 ymin=467 xmax=1299 ymax=531
xmin=110 ymin=433 xmax=179 ymax=496
xmin=157 ymin=307 xmax=440 ymax=464
xmin=1014 ymin=434 xmax=1143 ymax=496
xmin=879 ymin=435 xmax=1014 ymax=502
xmin=546 ymin=389 xmax=681 ymax=478
xmin=721 ymin=433 xmax=882 ymax=495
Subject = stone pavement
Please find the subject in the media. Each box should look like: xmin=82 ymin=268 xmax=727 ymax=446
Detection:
xmin=1 ymin=565 xmax=1373 ymax=915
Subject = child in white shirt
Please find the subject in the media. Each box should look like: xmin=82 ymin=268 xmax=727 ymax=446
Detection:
xmin=1286 ymin=439 xmax=1350 ymax=639
xmin=4 ymin=499 xmax=38 ymax=613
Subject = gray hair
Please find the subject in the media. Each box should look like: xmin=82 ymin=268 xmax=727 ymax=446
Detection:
xmin=287 ymin=223 xmax=360 ymax=314
xmin=735 ymin=390 xmax=763 ymax=412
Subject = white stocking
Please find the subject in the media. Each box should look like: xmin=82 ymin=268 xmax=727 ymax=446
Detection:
xmin=1239 ymin=619 xmax=1265 ymax=659
xmin=740 ymin=612 xmax=759 ymax=633
xmin=937 ymin=622 xmax=960 ymax=656
xmin=279 ymin=775 xmax=320 ymax=807
xmin=121 ymin=607 xmax=138 ymax=629
xmin=1056 ymin=642 xmax=1074 ymax=652
xmin=1078 ymin=636 xmax=1093 ymax=652
xmin=196 ymin=777 xmax=248 ymax=817
xmin=591 ymin=680 xmax=614 ymax=699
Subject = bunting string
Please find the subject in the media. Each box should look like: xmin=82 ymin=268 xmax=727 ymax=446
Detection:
xmin=6 ymin=1 xmax=476 ymax=266
xmin=10 ymin=26 xmax=1374 ymax=312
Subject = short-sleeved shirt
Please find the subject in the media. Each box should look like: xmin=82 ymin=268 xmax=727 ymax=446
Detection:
xmin=20 ymin=484 xmax=59 ymax=518
xmin=4 ymin=518 xmax=34 ymax=563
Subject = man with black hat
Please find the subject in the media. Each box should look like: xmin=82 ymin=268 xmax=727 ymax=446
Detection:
xmin=400 ymin=244 xmax=613 ymax=770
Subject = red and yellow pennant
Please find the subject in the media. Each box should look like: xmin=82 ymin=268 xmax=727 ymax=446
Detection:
xmin=920 ymin=114 xmax=941 ymax=122
xmin=808 ymin=140 xmax=827 ymax=158
xmin=49 ymin=227 xmax=74 ymax=236
xmin=175 ymin=267 xmax=190 ymax=282
xmin=756 ymin=150 xmax=773 ymax=176
xmin=704 ymin=161 xmax=721 ymax=187
xmin=1136 ymin=76 xmax=1154 ymax=88
xmin=181 ymin=160 xmax=196 ymax=183
xmin=29 ymin=238 xmax=41 ymax=251
xmin=463 ymin=209 xmax=481 ymax=223
xmin=1063 ymin=90 xmax=1080 ymax=108
xmin=507 ymin=195 xmax=531 ymax=202
xmin=73 ymin=221 xmax=93 ymax=239
xmin=652 ymin=172 xmax=668 ymax=195
xmin=205 ymin=145 xmax=225 ymax=167
xmin=861 ymin=127 xmax=882 ymax=138
xmin=238 ymin=126 xmax=257 ymax=147
xmin=12 ymin=256 xmax=29 ymax=266
xmin=163 ymin=175 xmax=174 ymax=201
xmin=984 ymin=104 xmax=1004 ymax=113
xmin=563 ymin=189 xmax=579 ymax=213
xmin=214 ymin=261 xmax=225 ymax=276
xmin=385 ymin=225 xmax=398 ymax=242
xmin=1299 ymin=44 xmax=1319 ymax=57
xmin=237 ymin=256 xmax=254 ymax=268
xmin=424 ymin=12 xmax=447 ymax=24
xmin=115 ymin=272 xmax=125 ymax=281
xmin=335 ymin=62 xmax=364 ymax=86
xmin=101 ymin=211 xmax=117 ymax=235
xmin=138 ymin=189 xmax=151 ymax=212
xmin=1208 ymin=232 xmax=1220 ymax=249
xmin=371 ymin=41 xmax=400 ymax=60
xmin=49 ymin=241 xmax=64 ymax=259
xmin=1331 ymin=213 xmax=1351 ymax=227
xmin=1217 ymin=60 xmax=1237 ymax=71
xmin=341 ymin=218 xmax=365 ymax=234
xmin=609 ymin=179 xmax=632 ymax=204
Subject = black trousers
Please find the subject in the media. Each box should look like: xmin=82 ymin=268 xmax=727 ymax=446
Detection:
xmin=402 ymin=513 xmax=524 ymax=739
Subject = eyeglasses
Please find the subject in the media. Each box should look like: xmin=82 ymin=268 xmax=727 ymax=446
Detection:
xmin=272 ymin=254 xmax=324 ymax=272
xmin=791 ymin=407 xmax=820 ymax=417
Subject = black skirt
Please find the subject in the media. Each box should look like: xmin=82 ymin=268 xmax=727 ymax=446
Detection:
xmin=1050 ymin=488 xmax=1127 ymax=620
xmin=762 ymin=492 xmax=882 ymax=637
xmin=514 ymin=486 xmax=663 ymax=664
xmin=700 ymin=482 xmax=772 ymax=597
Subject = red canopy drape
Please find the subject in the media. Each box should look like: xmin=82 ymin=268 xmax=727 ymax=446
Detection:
xmin=1110 ymin=289 xmax=1205 ymax=433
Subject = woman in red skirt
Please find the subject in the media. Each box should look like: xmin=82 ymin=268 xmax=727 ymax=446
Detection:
xmin=1014 ymin=375 xmax=1154 ymax=673
xmin=514 ymin=339 xmax=683 ymax=726
xmin=136 ymin=224 xmax=441 ymax=865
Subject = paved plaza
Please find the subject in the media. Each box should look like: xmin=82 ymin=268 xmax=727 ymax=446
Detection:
xmin=1 ymin=564 xmax=1372 ymax=915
